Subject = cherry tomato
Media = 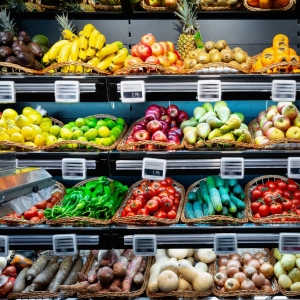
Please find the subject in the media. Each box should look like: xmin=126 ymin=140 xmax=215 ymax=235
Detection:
xmin=283 ymin=190 xmax=293 ymax=199
xmin=46 ymin=203 xmax=53 ymax=208
xmin=126 ymin=212 xmax=136 ymax=216
xmin=294 ymin=190 xmax=300 ymax=200
xmin=266 ymin=180 xmax=277 ymax=190
xmin=30 ymin=216 xmax=41 ymax=223
xmin=37 ymin=211 xmax=44 ymax=219
xmin=130 ymin=200 xmax=142 ymax=213
xmin=282 ymin=199 xmax=292 ymax=211
xmin=35 ymin=201 xmax=47 ymax=210
xmin=270 ymin=202 xmax=283 ymax=215
xmin=50 ymin=195 xmax=60 ymax=205
xmin=154 ymin=210 xmax=167 ymax=218
xmin=251 ymin=188 xmax=262 ymax=201
xmin=146 ymin=199 xmax=159 ymax=214
xmin=251 ymin=201 xmax=262 ymax=213
xmin=150 ymin=181 xmax=161 ymax=192
xmin=254 ymin=213 xmax=261 ymax=218
xmin=165 ymin=177 xmax=173 ymax=186
xmin=287 ymin=181 xmax=298 ymax=192
xmin=259 ymin=205 xmax=270 ymax=217
xmin=160 ymin=197 xmax=173 ymax=213
xmin=263 ymin=194 xmax=276 ymax=206
xmin=135 ymin=195 xmax=146 ymax=206
xmin=166 ymin=210 xmax=177 ymax=219
xmin=140 ymin=180 xmax=150 ymax=189
xmin=137 ymin=208 xmax=149 ymax=216
xmin=143 ymin=186 xmax=156 ymax=200
xmin=275 ymin=180 xmax=287 ymax=190
xmin=124 ymin=205 xmax=132 ymax=214
xmin=166 ymin=186 xmax=176 ymax=194
xmin=133 ymin=188 xmax=146 ymax=198
xmin=160 ymin=180 xmax=168 ymax=187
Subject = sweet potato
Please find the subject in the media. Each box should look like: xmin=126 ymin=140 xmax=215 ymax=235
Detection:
xmin=133 ymin=272 xmax=144 ymax=285
xmin=138 ymin=257 xmax=147 ymax=273
xmin=87 ymin=282 xmax=103 ymax=293
xmin=122 ymin=256 xmax=142 ymax=292
xmin=122 ymin=249 xmax=134 ymax=262
xmin=113 ymin=256 xmax=128 ymax=277
xmin=92 ymin=250 xmax=100 ymax=258
xmin=77 ymin=272 xmax=88 ymax=282
xmin=109 ymin=278 xmax=122 ymax=292
xmin=88 ymin=268 xmax=98 ymax=284
xmin=97 ymin=266 xmax=114 ymax=284
xmin=98 ymin=250 xmax=120 ymax=267
xmin=59 ymin=280 xmax=90 ymax=292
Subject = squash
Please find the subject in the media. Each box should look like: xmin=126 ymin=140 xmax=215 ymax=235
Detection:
xmin=179 ymin=261 xmax=213 ymax=292
xmin=147 ymin=263 xmax=161 ymax=293
xmin=194 ymin=262 xmax=208 ymax=273
xmin=194 ymin=250 xmax=200 ymax=262
xmin=158 ymin=270 xmax=179 ymax=292
xmin=156 ymin=249 xmax=169 ymax=264
xmin=187 ymin=249 xmax=195 ymax=257
xmin=167 ymin=249 xmax=189 ymax=260
xmin=177 ymin=277 xmax=193 ymax=291
xmin=187 ymin=257 xmax=195 ymax=266
xmin=198 ymin=249 xmax=217 ymax=264
xmin=160 ymin=258 xmax=179 ymax=275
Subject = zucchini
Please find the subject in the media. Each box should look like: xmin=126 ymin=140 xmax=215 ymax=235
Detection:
xmin=195 ymin=188 xmax=204 ymax=204
xmin=223 ymin=179 xmax=230 ymax=193
xmin=236 ymin=210 xmax=244 ymax=219
xmin=228 ymin=179 xmax=238 ymax=188
xmin=193 ymin=201 xmax=203 ymax=218
xmin=188 ymin=191 xmax=197 ymax=202
xmin=229 ymin=193 xmax=246 ymax=210
xmin=227 ymin=199 xmax=237 ymax=213
xmin=233 ymin=184 xmax=245 ymax=200
xmin=199 ymin=180 xmax=209 ymax=199
xmin=206 ymin=176 xmax=216 ymax=191
xmin=219 ymin=187 xmax=230 ymax=205
xmin=185 ymin=202 xmax=195 ymax=219
xmin=213 ymin=175 xmax=224 ymax=189
xmin=203 ymin=195 xmax=215 ymax=215
xmin=209 ymin=188 xmax=223 ymax=212
xmin=221 ymin=206 xmax=228 ymax=216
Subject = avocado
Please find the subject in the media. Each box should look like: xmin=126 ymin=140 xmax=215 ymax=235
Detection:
xmin=17 ymin=52 xmax=35 ymax=68
xmin=5 ymin=56 xmax=18 ymax=64
xmin=0 ymin=31 xmax=14 ymax=46
xmin=31 ymin=35 xmax=49 ymax=47
xmin=17 ymin=31 xmax=31 ymax=44
xmin=0 ymin=46 xmax=13 ymax=58
xmin=27 ymin=42 xmax=43 ymax=58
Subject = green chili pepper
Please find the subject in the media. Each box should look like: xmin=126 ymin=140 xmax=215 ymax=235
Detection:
xmin=85 ymin=180 xmax=99 ymax=191
xmin=98 ymin=176 xmax=109 ymax=186
xmin=78 ymin=187 xmax=92 ymax=199
xmin=92 ymin=184 xmax=103 ymax=198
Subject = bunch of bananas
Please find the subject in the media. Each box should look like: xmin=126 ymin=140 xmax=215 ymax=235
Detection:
xmin=42 ymin=23 xmax=129 ymax=73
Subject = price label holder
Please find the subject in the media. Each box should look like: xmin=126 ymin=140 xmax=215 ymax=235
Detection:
xmin=133 ymin=234 xmax=157 ymax=256
xmin=142 ymin=158 xmax=167 ymax=180
xmin=62 ymin=158 xmax=86 ymax=180
xmin=279 ymin=233 xmax=300 ymax=254
xmin=55 ymin=80 xmax=80 ymax=103
xmin=53 ymin=234 xmax=77 ymax=256
xmin=271 ymin=80 xmax=296 ymax=102
xmin=197 ymin=80 xmax=221 ymax=102
xmin=0 ymin=81 xmax=16 ymax=103
xmin=120 ymin=80 xmax=145 ymax=103
xmin=287 ymin=157 xmax=300 ymax=179
xmin=214 ymin=233 xmax=237 ymax=255
xmin=0 ymin=236 xmax=9 ymax=257
xmin=220 ymin=157 xmax=244 ymax=179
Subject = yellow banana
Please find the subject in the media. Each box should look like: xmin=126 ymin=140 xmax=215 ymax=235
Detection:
xmin=112 ymin=48 xmax=128 ymax=64
xmin=88 ymin=29 xmax=101 ymax=49
xmin=109 ymin=62 xmax=124 ymax=72
xmin=67 ymin=54 xmax=76 ymax=73
xmin=70 ymin=39 xmax=80 ymax=61
xmin=47 ymin=40 xmax=69 ymax=61
xmin=79 ymin=49 xmax=87 ymax=61
xmin=113 ymin=41 xmax=123 ymax=50
xmin=86 ymin=47 xmax=96 ymax=60
xmin=79 ymin=35 xmax=89 ymax=51
xmin=124 ymin=55 xmax=132 ymax=67
xmin=78 ymin=30 xmax=84 ymax=37
xmin=83 ymin=24 xmax=96 ymax=39
xmin=96 ymin=53 xmax=115 ymax=71
xmin=62 ymin=29 xmax=79 ymax=41
xmin=84 ymin=56 xmax=101 ymax=73
xmin=76 ymin=61 xmax=84 ymax=74
xmin=96 ymin=43 xmax=119 ymax=61
xmin=42 ymin=52 xmax=50 ymax=65
xmin=57 ymin=42 xmax=73 ymax=63
xmin=95 ymin=34 xmax=106 ymax=52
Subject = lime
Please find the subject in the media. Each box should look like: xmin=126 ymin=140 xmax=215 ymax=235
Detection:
xmin=97 ymin=120 xmax=107 ymax=127
xmin=116 ymin=124 xmax=124 ymax=132
xmin=67 ymin=143 xmax=78 ymax=149
xmin=98 ymin=126 xmax=110 ymax=138
xmin=15 ymin=115 xmax=32 ymax=128
xmin=86 ymin=119 xmax=97 ymax=128
xmin=106 ymin=120 xmax=116 ymax=130
xmin=42 ymin=132 xmax=51 ymax=138
xmin=72 ymin=129 xmax=83 ymax=140
xmin=116 ymin=117 xmax=126 ymax=126
xmin=0 ymin=132 xmax=10 ymax=141
xmin=63 ymin=124 xmax=72 ymax=129
xmin=22 ymin=106 xmax=34 ymax=117
xmin=77 ymin=136 xmax=88 ymax=148
xmin=86 ymin=140 xmax=97 ymax=150
xmin=60 ymin=128 xmax=73 ymax=140
xmin=84 ymin=128 xmax=98 ymax=141
xmin=70 ymin=126 xmax=80 ymax=132
xmin=34 ymin=134 xmax=46 ymax=146
xmin=75 ymin=118 xmax=86 ymax=128
xmin=80 ymin=125 xmax=90 ymax=133
xmin=2 ymin=108 xmax=18 ymax=120
xmin=46 ymin=135 xmax=57 ymax=146
xmin=110 ymin=134 xmax=117 ymax=143
xmin=21 ymin=126 xmax=35 ymax=140
xmin=68 ymin=122 xmax=76 ymax=127
xmin=39 ymin=121 xmax=52 ymax=132
xmin=49 ymin=125 xmax=61 ymax=136
xmin=57 ymin=138 xmax=66 ymax=149
xmin=111 ymin=127 xmax=122 ymax=138
xmin=104 ymin=117 xmax=111 ymax=123
xmin=27 ymin=110 xmax=42 ymax=125
xmin=101 ymin=137 xmax=113 ymax=147
xmin=7 ymin=125 xmax=21 ymax=136
xmin=31 ymin=124 xmax=43 ymax=135
xmin=95 ymin=125 xmax=101 ymax=131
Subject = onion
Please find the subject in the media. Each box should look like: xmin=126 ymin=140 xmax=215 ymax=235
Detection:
xmin=214 ymin=272 xmax=228 ymax=287
xmin=219 ymin=256 xmax=230 ymax=266
xmin=247 ymin=259 xmax=260 ymax=270
xmin=219 ymin=287 xmax=225 ymax=293
xmin=233 ymin=272 xmax=247 ymax=283
xmin=227 ymin=266 xmax=240 ymax=278
xmin=252 ymin=271 xmax=266 ymax=287
xmin=224 ymin=278 xmax=240 ymax=291
xmin=243 ymin=265 xmax=257 ymax=278
xmin=264 ymin=278 xmax=271 ymax=286
xmin=241 ymin=252 xmax=253 ymax=265
xmin=219 ymin=265 xmax=228 ymax=274
xmin=259 ymin=263 xmax=274 ymax=278
xmin=258 ymin=256 xmax=270 ymax=265
xmin=227 ymin=259 xmax=241 ymax=269
xmin=240 ymin=278 xmax=255 ymax=290
xmin=261 ymin=285 xmax=272 ymax=292
xmin=230 ymin=254 xmax=241 ymax=260
xmin=254 ymin=251 xmax=267 ymax=259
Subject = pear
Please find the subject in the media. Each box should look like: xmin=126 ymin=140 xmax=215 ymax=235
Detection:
xmin=240 ymin=123 xmax=249 ymax=130
xmin=196 ymin=123 xmax=211 ymax=139
xmin=288 ymin=268 xmax=300 ymax=283
xmin=206 ymin=116 xmax=223 ymax=128
xmin=217 ymin=106 xmax=231 ymax=122
xmin=212 ymin=132 xmax=236 ymax=146
xmin=237 ymin=134 xmax=246 ymax=143
xmin=274 ymin=248 xmax=283 ymax=261
xmin=233 ymin=112 xmax=245 ymax=122
xmin=198 ymin=111 xmax=216 ymax=123
xmin=220 ymin=115 xmax=242 ymax=132
xmin=203 ymin=102 xmax=214 ymax=112
xmin=233 ymin=128 xmax=252 ymax=143
xmin=189 ymin=116 xmax=197 ymax=122
xmin=184 ymin=129 xmax=197 ymax=145
xmin=208 ymin=128 xmax=223 ymax=140
xmin=193 ymin=107 xmax=206 ymax=120
xmin=180 ymin=119 xmax=198 ymax=130
xmin=183 ymin=126 xmax=197 ymax=135
xmin=213 ymin=101 xmax=228 ymax=113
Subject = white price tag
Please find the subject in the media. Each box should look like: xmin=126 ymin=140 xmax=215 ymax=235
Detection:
xmin=214 ymin=233 xmax=237 ymax=255
xmin=55 ymin=80 xmax=80 ymax=103
xmin=62 ymin=158 xmax=86 ymax=180
xmin=53 ymin=234 xmax=77 ymax=256
xmin=288 ymin=157 xmax=300 ymax=179
xmin=0 ymin=236 xmax=9 ymax=257
xmin=0 ymin=81 xmax=15 ymax=103
xmin=120 ymin=80 xmax=145 ymax=103
xmin=279 ymin=233 xmax=300 ymax=254
xmin=272 ymin=80 xmax=296 ymax=102
xmin=133 ymin=234 xmax=157 ymax=256
xmin=142 ymin=158 xmax=166 ymax=180
xmin=197 ymin=80 xmax=221 ymax=102
xmin=220 ymin=157 xmax=244 ymax=179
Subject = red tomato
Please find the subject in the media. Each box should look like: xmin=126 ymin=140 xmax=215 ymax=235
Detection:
xmin=130 ymin=200 xmax=142 ymax=213
xmin=52 ymin=191 xmax=63 ymax=200
xmin=124 ymin=205 xmax=132 ymax=214
xmin=174 ymin=192 xmax=181 ymax=201
xmin=46 ymin=203 xmax=53 ymax=208
xmin=272 ymin=191 xmax=282 ymax=201
xmin=262 ymin=189 xmax=272 ymax=197
xmin=294 ymin=190 xmax=300 ymax=200
xmin=158 ymin=191 xmax=169 ymax=199
xmin=256 ymin=184 xmax=267 ymax=191
xmin=275 ymin=180 xmax=287 ymax=190
xmin=283 ymin=190 xmax=293 ymax=199
xmin=172 ymin=205 xmax=178 ymax=211
xmin=157 ymin=187 xmax=167 ymax=193
xmin=254 ymin=213 xmax=261 ymax=218
xmin=292 ymin=199 xmax=300 ymax=208
xmin=266 ymin=180 xmax=276 ymax=190
xmin=127 ymin=199 xmax=134 ymax=205
xmin=165 ymin=177 xmax=173 ymax=186
xmin=160 ymin=180 xmax=168 ymax=187
xmin=140 ymin=180 xmax=150 ymax=189
xmin=151 ymin=196 xmax=162 ymax=207
xmin=295 ymin=209 xmax=300 ymax=215
xmin=287 ymin=181 xmax=298 ymax=192
xmin=274 ymin=188 xmax=284 ymax=197
xmin=35 ymin=201 xmax=47 ymax=210
xmin=126 ymin=212 xmax=136 ymax=216
xmin=10 ymin=212 xmax=22 ymax=219
xmin=146 ymin=199 xmax=159 ymax=213
xmin=251 ymin=188 xmax=262 ymax=201
xmin=173 ymin=198 xmax=180 ymax=207
xmin=143 ymin=186 xmax=156 ymax=200
xmin=166 ymin=210 xmax=177 ymax=219
xmin=133 ymin=188 xmax=146 ymax=198
xmin=37 ymin=211 xmax=44 ymax=219
xmin=166 ymin=186 xmax=176 ymax=194
xmin=121 ymin=210 xmax=126 ymax=217
xmin=135 ymin=195 xmax=146 ymax=206
xmin=150 ymin=181 xmax=161 ymax=191
xmin=137 ymin=208 xmax=149 ymax=216
xmin=259 ymin=205 xmax=270 ymax=217
xmin=270 ymin=202 xmax=283 ymax=215
xmin=282 ymin=199 xmax=292 ymax=211
xmin=23 ymin=208 xmax=38 ymax=220
xmin=30 ymin=216 xmax=41 ymax=223
xmin=50 ymin=195 xmax=59 ymax=205
xmin=160 ymin=197 xmax=173 ymax=212
xmin=168 ymin=194 xmax=175 ymax=201
xmin=154 ymin=210 xmax=167 ymax=218
xmin=263 ymin=194 xmax=276 ymax=206
xmin=251 ymin=201 xmax=262 ymax=213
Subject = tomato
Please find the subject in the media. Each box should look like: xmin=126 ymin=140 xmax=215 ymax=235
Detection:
xmin=160 ymin=180 xmax=168 ymax=187
xmin=266 ymin=180 xmax=277 ymax=190
xmin=174 ymin=192 xmax=181 ymax=201
xmin=158 ymin=191 xmax=169 ymax=199
xmin=172 ymin=205 xmax=178 ymax=211
xmin=124 ymin=205 xmax=132 ymax=214
xmin=292 ymin=199 xmax=300 ymax=208
xmin=150 ymin=181 xmax=161 ymax=192
xmin=270 ymin=202 xmax=283 ymax=215
xmin=37 ymin=211 xmax=44 ymax=219
xmin=275 ymin=180 xmax=287 ymax=190
xmin=10 ymin=212 xmax=22 ymax=219
xmin=165 ymin=177 xmax=173 ymax=186
xmin=121 ymin=210 xmax=126 ymax=217
xmin=160 ymin=197 xmax=173 ymax=212
xmin=126 ymin=212 xmax=136 ymax=216
xmin=251 ymin=201 xmax=262 ymax=213
xmin=133 ymin=188 xmax=146 ymax=198
xmin=294 ymin=190 xmax=300 ymax=200
xmin=146 ymin=199 xmax=159 ymax=213
xmin=263 ymin=194 xmax=276 ymax=206
xmin=35 ymin=201 xmax=47 ymax=210
xmin=151 ymin=196 xmax=162 ymax=207
xmin=50 ymin=195 xmax=60 ymax=205
xmin=274 ymin=188 xmax=284 ymax=197
xmin=166 ymin=186 xmax=176 ymax=194
xmin=30 ymin=206 xmax=37 ymax=212
xmin=262 ymin=189 xmax=272 ymax=197
xmin=272 ymin=191 xmax=282 ymax=201
xmin=254 ymin=213 xmax=261 ymax=219
xmin=283 ymin=190 xmax=293 ymax=199
xmin=259 ymin=205 xmax=270 ymax=217
xmin=140 ymin=180 xmax=150 ymax=189
xmin=143 ymin=186 xmax=156 ymax=200
xmin=130 ymin=200 xmax=142 ymax=213
xmin=46 ymin=203 xmax=53 ymax=208
xmin=52 ymin=191 xmax=63 ymax=200
xmin=157 ymin=187 xmax=167 ymax=193
xmin=282 ymin=199 xmax=292 ymax=211
xmin=135 ymin=195 xmax=146 ymax=206
xmin=256 ymin=184 xmax=267 ymax=191
xmin=295 ymin=209 xmax=300 ymax=216
xmin=166 ymin=210 xmax=177 ymax=219
xmin=127 ymin=199 xmax=134 ymax=205
xmin=24 ymin=208 xmax=38 ymax=220
xmin=174 ymin=198 xmax=180 ymax=207
xmin=137 ymin=208 xmax=149 ymax=216
xmin=30 ymin=216 xmax=41 ymax=223
xmin=154 ymin=210 xmax=167 ymax=218
xmin=251 ymin=188 xmax=262 ymax=201
xmin=287 ymin=181 xmax=298 ymax=192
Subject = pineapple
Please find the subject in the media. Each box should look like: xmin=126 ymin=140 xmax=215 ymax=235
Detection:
xmin=6 ymin=0 xmax=43 ymax=12
xmin=174 ymin=0 xmax=199 ymax=60
xmin=0 ymin=8 xmax=17 ymax=35
xmin=55 ymin=12 xmax=77 ymax=39
xmin=64 ymin=1 xmax=96 ymax=12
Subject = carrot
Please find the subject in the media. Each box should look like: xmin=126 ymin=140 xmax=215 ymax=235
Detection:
xmin=26 ymin=254 xmax=48 ymax=281
xmin=87 ymin=282 xmax=103 ymax=293
xmin=109 ymin=278 xmax=122 ymax=292
xmin=113 ymin=256 xmax=128 ymax=277
xmin=59 ymin=280 xmax=90 ymax=292
xmin=122 ymin=249 xmax=134 ymax=262
xmin=121 ymin=256 xmax=142 ymax=292
xmin=138 ymin=257 xmax=147 ymax=273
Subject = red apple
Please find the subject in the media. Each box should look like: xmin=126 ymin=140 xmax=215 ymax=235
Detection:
xmin=170 ymin=119 xmax=177 ymax=128
xmin=166 ymin=104 xmax=179 ymax=119
xmin=168 ymin=134 xmax=181 ymax=144
xmin=157 ymin=55 xmax=170 ymax=67
xmin=255 ymin=136 xmax=270 ymax=145
xmin=138 ymin=119 xmax=148 ymax=127
xmin=167 ymin=51 xmax=178 ymax=64
xmin=272 ymin=114 xmax=283 ymax=124
xmin=160 ymin=120 xmax=169 ymax=133
xmin=160 ymin=106 xmax=166 ymax=115
xmin=132 ymin=124 xmax=146 ymax=135
xmin=126 ymin=57 xmax=143 ymax=66
xmin=125 ymin=136 xmax=136 ymax=144
xmin=149 ymin=0 xmax=161 ymax=6
xmin=150 ymin=42 xmax=164 ymax=57
xmin=258 ymin=110 xmax=267 ymax=123
xmin=146 ymin=120 xmax=163 ymax=134
xmin=151 ymin=130 xmax=168 ymax=142
xmin=176 ymin=110 xmax=189 ymax=124
xmin=165 ymin=0 xmax=177 ymax=7
xmin=282 ymin=105 xmax=298 ymax=120
xmin=266 ymin=127 xmax=285 ymax=140
xmin=134 ymin=129 xmax=150 ymax=141
xmin=266 ymin=109 xmax=279 ymax=121
xmin=174 ymin=50 xmax=181 ymax=60
xmin=169 ymin=65 xmax=181 ymax=73
xmin=166 ymin=41 xmax=175 ymax=52
xmin=277 ymin=101 xmax=293 ymax=113
xmin=136 ymin=44 xmax=152 ymax=61
xmin=274 ymin=115 xmax=291 ymax=131
xmin=159 ymin=42 xmax=170 ymax=55
xmin=160 ymin=114 xmax=172 ymax=126
xmin=169 ymin=126 xmax=183 ymax=138
xmin=131 ymin=44 xmax=140 ymax=57
xmin=140 ymin=33 xmax=156 ymax=46
xmin=145 ymin=56 xmax=160 ymax=64
xmin=144 ymin=112 xmax=160 ymax=122
xmin=147 ymin=104 xmax=162 ymax=114
xmin=261 ymin=120 xmax=273 ymax=136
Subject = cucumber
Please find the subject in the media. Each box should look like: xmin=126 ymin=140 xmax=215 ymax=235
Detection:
xmin=223 ymin=179 xmax=230 ymax=193
xmin=195 ymin=188 xmax=204 ymax=204
xmin=227 ymin=199 xmax=237 ymax=213
xmin=206 ymin=176 xmax=216 ymax=191
xmin=213 ymin=175 xmax=224 ymax=189
xmin=185 ymin=202 xmax=195 ymax=219
xmin=219 ymin=187 xmax=230 ymax=205
xmin=193 ymin=201 xmax=203 ymax=218
xmin=203 ymin=203 xmax=209 ymax=216
xmin=188 ymin=191 xmax=197 ymax=202
xmin=209 ymin=188 xmax=223 ymax=212
xmin=229 ymin=193 xmax=246 ymax=210
xmin=203 ymin=195 xmax=215 ymax=215
xmin=199 ymin=180 xmax=209 ymax=199
xmin=228 ymin=179 xmax=238 ymax=188
xmin=236 ymin=210 xmax=244 ymax=219
xmin=221 ymin=206 xmax=228 ymax=216
xmin=233 ymin=184 xmax=245 ymax=200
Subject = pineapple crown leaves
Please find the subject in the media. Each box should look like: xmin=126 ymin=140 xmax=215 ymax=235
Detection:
xmin=0 ymin=7 xmax=17 ymax=35
xmin=55 ymin=12 xmax=77 ymax=34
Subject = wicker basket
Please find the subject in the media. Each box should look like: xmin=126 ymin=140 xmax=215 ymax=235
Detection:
xmin=246 ymin=175 xmax=300 ymax=224
xmin=249 ymin=119 xmax=300 ymax=149
xmin=113 ymin=63 xmax=168 ymax=76
xmin=181 ymin=178 xmax=248 ymax=225
xmin=244 ymin=0 xmax=294 ymax=11
xmin=1 ymin=181 xmax=65 ymax=226
xmin=200 ymin=0 xmax=242 ymax=10
xmin=38 ymin=0 xmax=61 ymax=10
xmin=117 ymin=118 xmax=184 ymax=151
xmin=0 ymin=62 xmax=44 ymax=75
xmin=87 ymin=0 xmax=122 ymax=10
xmin=212 ymin=248 xmax=279 ymax=297
xmin=112 ymin=179 xmax=185 ymax=225
xmin=78 ymin=253 xmax=151 ymax=298
xmin=140 ymin=0 xmax=176 ymax=10
xmin=42 ymin=114 xmax=127 ymax=152
xmin=146 ymin=256 xmax=213 ymax=298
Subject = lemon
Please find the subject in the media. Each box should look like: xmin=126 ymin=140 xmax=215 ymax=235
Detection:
xmin=84 ymin=128 xmax=98 ymax=141
xmin=10 ymin=133 xmax=25 ymax=144
xmin=42 ymin=117 xmax=53 ymax=125
xmin=27 ymin=111 xmax=43 ymax=125
xmin=31 ymin=124 xmax=43 ymax=135
xmin=21 ymin=126 xmax=35 ymax=140
xmin=42 ymin=132 xmax=50 ymax=138
xmin=98 ymin=126 xmax=110 ymax=138
xmin=0 ymin=127 xmax=8 ymax=133
xmin=5 ymin=119 xmax=15 ymax=126
xmin=22 ymin=107 xmax=34 ymax=117
xmin=2 ymin=108 xmax=18 ymax=120
xmin=67 ymin=143 xmax=78 ymax=149
xmin=60 ymin=129 xmax=73 ymax=140
xmin=0 ymin=132 xmax=11 ymax=141
xmin=34 ymin=134 xmax=46 ymax=147
xmin=46 ymin=136 xmax=57 ymax=146
xmin=15 ymin=115 xmax=32 ymax=128
xmin=0 ymin=118 xmax=7 ymax=128
xmin=39 ymin=121 xmax=52 ymax=132
xmin=24 ymin=142 xmax=36 ymax=147
xmin=77 ymin=136 xmax=88 ymax=148
xmin=75 ymin=118 xmax=86 ymax=127
xmin=72 ymin=130 xmax=83 ymax=140
xmin=7 ymin=125 xmax=21 ymax=136
xmin=49 ymin=125 xmax=61 ymax=137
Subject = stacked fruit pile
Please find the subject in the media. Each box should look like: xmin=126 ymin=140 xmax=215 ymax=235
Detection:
xmin=143 ymin=0 xmax=177 ymax=8
xmin=246 ymin=0 xmax=290 ymax=9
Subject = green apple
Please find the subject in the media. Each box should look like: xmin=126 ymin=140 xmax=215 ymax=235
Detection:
xmin=49 ymin=125 xmax=61 ymax=137
xmin=75 ymin=118 xmax=86 ymax=127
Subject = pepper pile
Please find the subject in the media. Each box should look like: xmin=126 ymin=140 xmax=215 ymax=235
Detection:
xmin=44 ymin=177 xmax=128 ymax=220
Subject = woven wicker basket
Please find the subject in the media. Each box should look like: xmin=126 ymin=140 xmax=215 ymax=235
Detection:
xmin=77 ymin=254 xmax=151 ymax=298
xmin=1 ymin=181 xmax=65 ymax=226
xmin=246 ymin=175 xmax=300 ymax=224
xmin=200 ymin=0 xmax=242 ymax=10
xmin=112 ymin=179 xmax=185 ymax=225
xmin=42 ymin=114 xmax=127 ymax=152
xmin=140 ymin=0 xmax=176 ymax=10
xmin=0 ymin=62 xmax=44 ymax=75
xmin=146 ymin=256 xmax=213 ymax=298
xmin=212 ymin=248 xmax=279 ymax=297
xmin=249 ymin=119 xmax=300 ymax=149
xmin=181 ymin=178 xmax=248 ymax=225
xmin=113 ymin=63 xmax=168 ymax=76
xmin=38 ymin=0 xmax=61 ymax=10
xmin=87 ymin=0 xmax=122 ymax=10
xmin=117 ymin=118 xmax=184 ymax=151
xmin=244 ymin=0 xmax=294 ymax=11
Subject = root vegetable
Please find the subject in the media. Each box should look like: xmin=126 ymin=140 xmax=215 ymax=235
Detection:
xmin=224 ymin=278 xmax=240 ymax=291
xmin=77 ymin=272 xmax=88 ymax=282
xmin=45 ymin=256 xmax=59 ymax=268
xmin=259 ymin=263 xmax=274 ymax=278
xmin=233 ymin=272 xmax=246 ymax=283
xmin=241 ymin=252 xmax=253 ymax=265
xmin=109 ymin=278 xmax=122 ymax=292
xmin=12 ymin=268 xmax=29 ymax=293
xmin=0 ymin=258 xmax=7 ymax=274
xmin=122 ymin=249 xmax=135 ymax=262
xmin=92 ymin=250 xmax=100 ymax=258
xmin=88 ymin=268 xmax=98 ymax=283
xmin=252 ymin=271 xmax=266 ymax=287
xmin=240 ymin=278 xmax=255 ymax=290
xmin=147 ymin=262 xmax=161 ymax=293
xmin=26 ymin=254 xmax=48 ymax=281
xmin=227 ymin=259 xmax=241 ymax=269
xmin=195 ymin=262 xmax=208 ymax=273
xmin=98 ymin=250 xmax=120 ymax=267
xmin=218 ymin=256 xmax=229 ymax=266
xmin=214 ymin=272 xmax=227 ymax=287
xmin=261 ymin=284 xmax=273 ymax=292
xmin=98 ymin=266 xmax=114 ymax=284
xmin=87 ymin=282 xmax=103 ymax=293
xmin=230 ymin=254 xmax=241 ymax=260
xmin=168 ymin=249 xmax=188 ymax=260
xmin=62 ymin=257 xmax=83 ymax=285
xmin=133 ymin=272 xmax=144 ymax=285
xmin=248 ymin=259 xmax=260 ymax=270
xmin=138 ymin=257 xmax=147 ymax=273
xmin=113 ymin=256 xmax=128 ymax=277
xmin=122 ymin=255 xmax=142 ymax=292
xmin=226 ymin=266 xmax=240 ymax=278
xmin=60 ymin=280 xmax=90 ymax=292
xmin=0 ymin=278 xmax=14 ymax=296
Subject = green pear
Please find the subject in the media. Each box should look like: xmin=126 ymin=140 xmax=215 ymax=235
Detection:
xmin=233 ymin=112 xmax=245 ymax=123
xmin=288 ymin=268 xmax=300 ymax=283
xmin=237 ymin=134 xmax=246 ymax=142
xmin=240 ymin=123 xmax=249 ymax=130
xmin=296 ymin=258 xmax=300 ymax=269
xmin=203 ymin=102 xmax=214 ymax=112
xmin=217 ymin=106 xmax=231 ymax=122
xmin=196 ymin=123 xmax=211 ymax=139
xmin=233 ymin=128 xmax=252 ymax=143
xmin=208 ymin=128 xmax=223 ymax=140
xmin=184 ymin=129 xmax=197 ymax=144
xmin=213 ymin=101 xmax=228 ymax=113
xmin=274 ymin=248 xmax=282 ymax=261
xmin=206 ymin=116 xmax=223 ymax=128
xmin=220 ymin=115 xmax=242 ymax=132
xmin=214 ymin=132 xmax=236 ymax=141
xmin=183 ymin=126 xmax=197 ymax=135
xmin=180 ymin=120 xmax=197 ymax=130
xmin=281 ymin=254 xmax=296 ymax=271
xmin=193 ymin=107 xmax=206 ymax=120
xmin=189 ymin=116 xmax=197 ymax=122
xmin=198 ymin=111 xmax=216 ymax=123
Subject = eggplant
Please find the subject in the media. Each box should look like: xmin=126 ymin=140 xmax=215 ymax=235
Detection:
xmin=17 ymin=52 xmax=35 ymax=68
xmin=27 ymin=42 xmax=43 ymax=58
xmin=0 ymin=46 xmax=13 ymax=58
xmin=0 ymin=31 xmax=14 ymax=46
